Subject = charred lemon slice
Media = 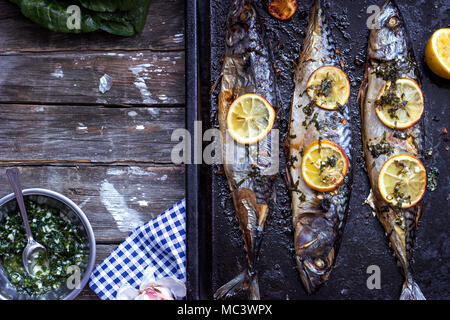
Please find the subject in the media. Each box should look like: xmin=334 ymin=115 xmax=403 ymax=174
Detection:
xmin=375 ymin=78 xmax=424 ymax=130
xmin=425 ymin=28 xmax=450 ymax=80
xmin=226 ymin=93 xmax=276 ymax=145
xmin=378 ymin=154 xmax=426 ymax=209
xmin=268 ymin=0 xmax=298 ymax=20
xmin=306 ymin=66 xmax=350 ymax=110
xmin=301 ymin=139 xmax=349 ymax=192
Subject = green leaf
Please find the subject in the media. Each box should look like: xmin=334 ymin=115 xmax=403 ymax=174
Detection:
xmin=11 ymin=0 xmax=100 ymax=33
xmin=126 ymin=0 xmax=151 ymax=33
xmin=79 ymin=0 xmax=141 ymax=13
xmin=9 ymin=0 xmax=151 ymax=36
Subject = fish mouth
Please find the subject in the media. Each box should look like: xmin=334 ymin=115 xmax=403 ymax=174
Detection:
xmin=295 ymin=256 xmax=330 ymax=294
xmin=229 ymin=0 xmax=253 ymax=22
xmin=378 ymin=0 xmax=401 ymax=28
xmin=368 ymin=0 xmax=408 ymax=61
xmin=226 ymin=0 xmax=255 ymax=49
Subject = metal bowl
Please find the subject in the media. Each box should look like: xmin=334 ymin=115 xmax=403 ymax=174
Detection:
xmin=0 ymin=188 xmax=96 ymax=300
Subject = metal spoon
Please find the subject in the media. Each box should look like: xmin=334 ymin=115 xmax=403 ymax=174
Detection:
xmin=6 ymin=167 xmax=47 ymax=276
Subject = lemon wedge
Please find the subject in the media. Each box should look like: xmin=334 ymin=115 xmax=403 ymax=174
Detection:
xmin=268 ymin=0 xmax=298 ymax=20
xmin=425 ymin=28 xmax=450 ymax=80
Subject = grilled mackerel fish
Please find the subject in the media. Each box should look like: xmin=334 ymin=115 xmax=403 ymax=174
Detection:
xmin=214 ymin=0 xmax=278 ymax=300
xmin=288 ymin=0 xmax=352 ymax=294
xmin=359 ymin=0 xmax=426 ymax=300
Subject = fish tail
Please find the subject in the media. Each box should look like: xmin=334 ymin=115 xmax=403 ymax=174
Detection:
xmin=214 ymin=270 xmax=260 ymax=300
xmin=213 ymin=269 xmax=260 ymax=300
xmin=248 ymin=270 xmax=260 ymax=300
xmin=400 ymin=276 xmax=426 ymax=300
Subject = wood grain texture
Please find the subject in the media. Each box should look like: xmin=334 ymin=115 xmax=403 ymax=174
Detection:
xmin=0 ymin=0 xmax=187 ymax=301
xmin=0 ymin=164 xmax=185 ymax=243
xmin=0 ymin=51 xmax=184 ymax=106
xmin=0 ymin=0 xmax=184 ymax=52
xmin=76 ymin=244 xmax=114 ymax=300
xmin=0 ymin=104 xmax=184 ymax=163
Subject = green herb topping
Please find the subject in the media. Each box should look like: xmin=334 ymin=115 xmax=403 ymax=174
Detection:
xmin=427 ymin=166 xmax=439 ymax=192
xmin=367 ymin=132 xmax=393 ymax=158
xmin=302 ymin=113 xmax=321 ymax=131
xmin=0 ymin=201 xmax=88 ymax=296
xmin=375 ymin=84 xmax=409 ymax=121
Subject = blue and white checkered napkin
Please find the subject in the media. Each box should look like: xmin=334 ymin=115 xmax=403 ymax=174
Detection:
xmin=89 ymin=199 xmax=186 ymax=300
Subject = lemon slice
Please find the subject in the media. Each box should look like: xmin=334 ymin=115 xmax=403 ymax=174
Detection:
xmin=301 ymin=139 xmax=349 ymax=192
xmin=375 ymin=78 xmax=424 ymax=130
xmin=425 ymin=28 xmax=450 ymax=80
xmin=268 ymin=0 xmax=298 ymax=20
xmin=306 ymin=66 xmax=350 ymax=110
xmin=378 ymin=154 xmax=426 ymax=209
xmin=226 ymin=93 xmax=276 ymax=145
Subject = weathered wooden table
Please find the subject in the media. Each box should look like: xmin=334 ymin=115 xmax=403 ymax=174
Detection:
xmin=0 ymin=0 xmax=185 ymax=299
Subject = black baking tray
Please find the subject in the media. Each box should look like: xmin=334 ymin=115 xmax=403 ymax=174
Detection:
xmin=186 ymin=0 xmax=450 ymax=300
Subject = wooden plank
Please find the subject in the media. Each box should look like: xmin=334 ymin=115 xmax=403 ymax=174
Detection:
xmin=77 ymin=244 xmax=114 ymax=300
xmin=0 ymin=165 xmax=185 ymax=243
xmin=0 ymin=51 xmax=184 ymax=105
xmin=0 ymin=0 xmax=184 ymax=52
xmin=0 ymin=105 xmax=184 ymax=163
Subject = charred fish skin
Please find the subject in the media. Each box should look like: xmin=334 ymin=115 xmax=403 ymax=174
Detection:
xmin=359 ymin=0 xmax=425 ymax=300
xmin=288 ymin=0 xmax=352 ymax=294
xmin=214 ymin=0 xmax=277 ymax=300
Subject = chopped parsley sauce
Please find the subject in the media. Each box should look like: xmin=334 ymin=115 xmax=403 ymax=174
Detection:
xmin=375 ymin=83 xmax=409 ymax=120
xmin=427 ymin=166 xmax=439 ymax=192
xmin=0 ymin=201 xmax=88 ymax=296
xmin=367 ymin=132 xmax=393 ymax=158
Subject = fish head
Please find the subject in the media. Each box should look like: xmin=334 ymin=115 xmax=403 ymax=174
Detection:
xmin=294 ymin=212 xmax=336 ymax=294
xmin=225 ymin=0 xmax=257 ymax=53
xmin=368 ymin=0 xmax=408 ymax=61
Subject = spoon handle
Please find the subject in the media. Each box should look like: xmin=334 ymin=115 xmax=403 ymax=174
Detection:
xmin=6 ymin=168 xmax=33 ymax=242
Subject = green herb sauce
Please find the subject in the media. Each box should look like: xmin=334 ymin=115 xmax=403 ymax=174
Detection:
xmin=302 ymin=101 xmax=315 ymax=116
xmin=393 ymin=131 xmax=409 ymax=140
xmin=375 ymin=84 xmax=409 ymax=120
xmin=427 ymin=166 xmax=439 ymax=192
xmin=367 ymin=132 xmax=393 ymax=158
xmin=302 ymin=112 xmax=321 ymax=131
xmin=0 ymin=201 xmax=88 ymax=296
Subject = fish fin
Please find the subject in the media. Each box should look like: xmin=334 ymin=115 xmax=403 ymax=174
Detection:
xmin=210 ymin=73 xmax=223 ymax=95
xmin=400 ymin=277 xmax=426 ymax=300
xmin=213 ymin=270 xmax=260 ymax=300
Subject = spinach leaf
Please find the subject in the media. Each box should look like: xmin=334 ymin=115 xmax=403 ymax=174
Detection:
xmin=10 ymin=0 xmax=151 ymax=36
xmin=79 ymin=0 xmax=141 ymax=13
xmin=126 ymin=0 xmax=151 ymax=33
xmin=12 ymin=0 xmax=100 ymax=33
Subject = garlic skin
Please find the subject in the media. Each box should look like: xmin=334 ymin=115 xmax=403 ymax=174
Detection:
xmin=135 ymin=285 xmax=174 ymax=300
xmin=115 ymin=266 xmax=186 ymax=300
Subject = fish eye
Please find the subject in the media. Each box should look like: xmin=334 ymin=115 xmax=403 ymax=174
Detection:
xmin=239 ymin=7 xmax=255 ymax=22
xmin=314 ymin=258 xmax=326 ymax=269
xmin=387 ymin=16 xmax=399 ymax=29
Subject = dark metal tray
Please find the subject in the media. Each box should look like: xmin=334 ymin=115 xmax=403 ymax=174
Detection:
xmin=186 ymin=0 xmax=450 ymax=300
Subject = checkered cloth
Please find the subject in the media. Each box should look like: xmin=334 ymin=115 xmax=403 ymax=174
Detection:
xmin=89 ymin=199 xmax=186 ymax=300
